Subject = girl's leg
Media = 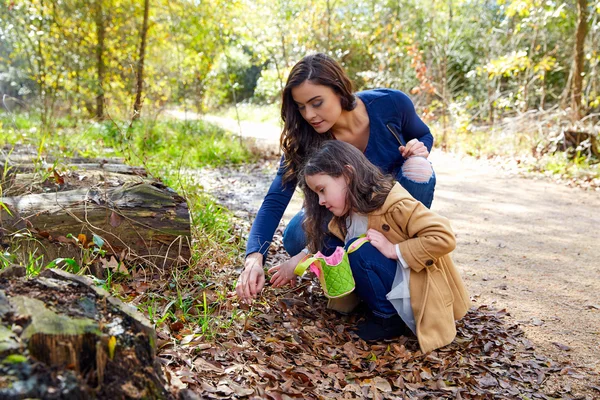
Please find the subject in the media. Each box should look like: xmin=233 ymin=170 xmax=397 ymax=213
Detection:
xmin=283 ymin=210 xmax=341 ymax=256
xmin=346 ymin=237 xmax=411 ymax=340
xmin=397 ymin=156 xmax=436 ymax=208
xmin=345 ymin=239 xmax=397 ymax=317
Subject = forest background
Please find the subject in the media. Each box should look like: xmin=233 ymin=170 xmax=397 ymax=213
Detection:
xmin=1 ymin=0 xmax=599 ymax=290
xmin=1 ymin=0 xmax=599 ymax=171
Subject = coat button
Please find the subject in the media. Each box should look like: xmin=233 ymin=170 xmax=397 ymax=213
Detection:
xmin=425 ymin=260 xmax=434 ymax=266
xmin=382 ymin=224 xmax=390 ymax=231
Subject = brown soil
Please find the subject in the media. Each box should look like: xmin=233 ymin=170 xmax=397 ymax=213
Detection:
xmin=429 ymin=151 xmax=600 ymax=393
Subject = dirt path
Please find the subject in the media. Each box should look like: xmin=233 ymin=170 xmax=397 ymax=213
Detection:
xmin=430 ymin=152 xmax=600 ymax=379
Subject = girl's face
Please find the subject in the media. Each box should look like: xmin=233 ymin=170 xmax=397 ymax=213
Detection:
xmin=291 ymin=81 xmax=343 ymax=133
xmin=305 ymin=172 xmax=349 ymax=216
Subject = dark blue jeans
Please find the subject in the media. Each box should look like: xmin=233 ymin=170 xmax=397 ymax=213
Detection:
xmin=345 ymin=237 xmax=398 ymax=317
xmin=282 ymin=168 xmax=436 ymax=256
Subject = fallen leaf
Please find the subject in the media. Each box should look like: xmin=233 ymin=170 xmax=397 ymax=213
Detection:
xmin=167 ymin=373 xmax=187 ymax=390
xmin=194 ymin=357 xmax=224 ymax=373
xmin=552 ymin=342 xmax=571 ymax=351
xmin=53 ymin=170 xmax=65 ymax=185
xmin=108 ymin=336 xmax=117 ymax=360
xmin=180 ymin=334 xmax=196 ymax=345
xmin=109 ymin=211 xmax=124 ymax=228
xmin=372 ymin=377 xmax=392 ymax=392
xmin=477 ymin=374 xmax=498 ymax=387
xmin=227 ymin=380 xmax=254 ymax=397
xmin=170 ymin=321 xmax=184 ymax=333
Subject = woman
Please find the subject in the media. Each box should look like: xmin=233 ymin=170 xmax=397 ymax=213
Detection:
xmin=236 ymin=53 xmax=435 ymax=303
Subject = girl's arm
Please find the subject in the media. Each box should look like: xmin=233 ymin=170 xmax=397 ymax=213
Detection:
xmin=390 ymin=198 xmax=456 ymax=272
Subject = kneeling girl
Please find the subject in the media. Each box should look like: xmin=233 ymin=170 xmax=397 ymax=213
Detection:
xmin=272 ymin=140 xmax=470 ymax=353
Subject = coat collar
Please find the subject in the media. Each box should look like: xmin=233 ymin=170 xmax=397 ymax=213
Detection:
xmin=370 ymin=183 xmax=412 ymax=215
xmin=327 ymin=183 xmax=412 ymax=239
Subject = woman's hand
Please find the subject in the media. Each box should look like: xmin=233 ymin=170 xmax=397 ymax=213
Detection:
xmin=268 ymin=252 xmax=305 ymax=288
xmin=236 ymin=253 xmax=266 ymax=303
xmin=400 ymin=138 xmax=429 ymax=158
xmin=367 ymin=229 xmax=398 ymax=260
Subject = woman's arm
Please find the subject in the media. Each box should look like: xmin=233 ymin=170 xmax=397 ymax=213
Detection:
xmin=237 ymin=157 xmax=297 ymax=303
xmin=245 ymin=157 xmax=297 ymax=260
xmin=393 ymin=91 xmax=434 ymax=156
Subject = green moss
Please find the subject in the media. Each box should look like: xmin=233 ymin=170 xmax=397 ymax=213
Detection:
xmin=2 ymin=354 xmax=28 ymax=364
xmin=0 ymin=325 xmax=19 ymax=355
xmin=10 ymin=296 xmax=101 ymax=339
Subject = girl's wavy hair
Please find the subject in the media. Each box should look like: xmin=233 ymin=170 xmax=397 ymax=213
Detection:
xmin=280 ymin=53 xmax=356 ymax=183
xmin=299 ymin=140 xmax=395 ymax=253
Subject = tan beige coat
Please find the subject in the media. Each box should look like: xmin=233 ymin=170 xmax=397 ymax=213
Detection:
xmin=329 ymin=183 xmax=470 ymax=353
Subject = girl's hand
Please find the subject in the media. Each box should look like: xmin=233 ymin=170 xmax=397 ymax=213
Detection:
xmin=367 ymin=229 xmax=398 ymax=260
xmin=268 ymin=253 xmax=304 ymax=288
xmin=399 ymin=139 xmax=429 ymax=158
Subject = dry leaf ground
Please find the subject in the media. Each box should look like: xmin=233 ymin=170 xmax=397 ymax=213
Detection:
xmin=167 ymin=150 xmax=599 ymax=399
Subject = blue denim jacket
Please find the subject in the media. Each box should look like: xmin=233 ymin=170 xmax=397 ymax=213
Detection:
xmin=246 ymin=89 xmax=434 ymax=260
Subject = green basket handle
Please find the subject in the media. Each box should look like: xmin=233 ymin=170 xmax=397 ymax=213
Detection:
xmin=294 ymin=256 xmax=320 ymax=276
xmin=347 ymin=235 xmax=369 ymax=254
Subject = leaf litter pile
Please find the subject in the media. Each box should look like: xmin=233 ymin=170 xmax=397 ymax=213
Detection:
xmin=128 ymin=162 xmax=596 ymax=399
xmin=133 ymin=230 xmax=591 ymax=400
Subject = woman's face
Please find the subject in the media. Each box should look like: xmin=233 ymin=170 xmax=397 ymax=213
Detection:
xmin=291 ymin=81 xmax=342 ymax=133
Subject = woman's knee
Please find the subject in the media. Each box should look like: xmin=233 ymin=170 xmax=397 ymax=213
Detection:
xmin=402 ymin=157 xmax=433 ymax=183
xmin=282 ymin=211 xmax=307 ymax=255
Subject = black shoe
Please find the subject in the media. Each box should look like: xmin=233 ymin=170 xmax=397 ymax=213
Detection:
xmin=355 ymin=314 xmax=411 ymax=341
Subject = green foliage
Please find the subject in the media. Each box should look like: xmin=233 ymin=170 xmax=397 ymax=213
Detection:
xmin=46 ymin=257 xmax=81 ymax=274
xmin=2 ymin=0 xmax=599 ymax=124
xmin=2 ymin=354 xmax=28 ymax=364
xmin=203 ymin=48 xmax=264 ymax=109
xmin=254 ymin=68 xmax=286 ymax=104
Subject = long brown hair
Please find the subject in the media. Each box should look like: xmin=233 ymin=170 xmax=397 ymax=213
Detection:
xmin=299 ymin=140 xmax=395 ymax=253
xmin=280 ymin=53 xmax=356 ymax=183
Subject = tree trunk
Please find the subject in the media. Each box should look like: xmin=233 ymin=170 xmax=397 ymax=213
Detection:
xmin=487 ymin=76 xmax=495 ymax=125
xmin=0 ymin=153 xmax=191 ymax=270
xmin=95 ymin=0 xmax=105 ymax=120
xmin=571 ymin=0 xmax=589 ymax=119
xmin=522 ymin=27 xmax=538 ymax=112
xmin=132 ymin=0 xmax=151 ymax=121
xmin=1 ymin=183 xmax=191 ymax=268
xmin=0 ymin=268 xmax=172 ymax=399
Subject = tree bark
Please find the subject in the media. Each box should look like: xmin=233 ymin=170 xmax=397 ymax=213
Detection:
xmin=1 ymin=183 xmax=191 ymax=268
xmin=95 ymin=0 xmax=106 ymax=120
xmin=571 ymin=0 xmax=589 ymax=119
xmin=132 ymin=0 xmax=151 ymax=121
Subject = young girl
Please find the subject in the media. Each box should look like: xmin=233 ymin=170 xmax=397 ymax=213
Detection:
xmin=270 ymin=140 xmax=470 ymax=353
